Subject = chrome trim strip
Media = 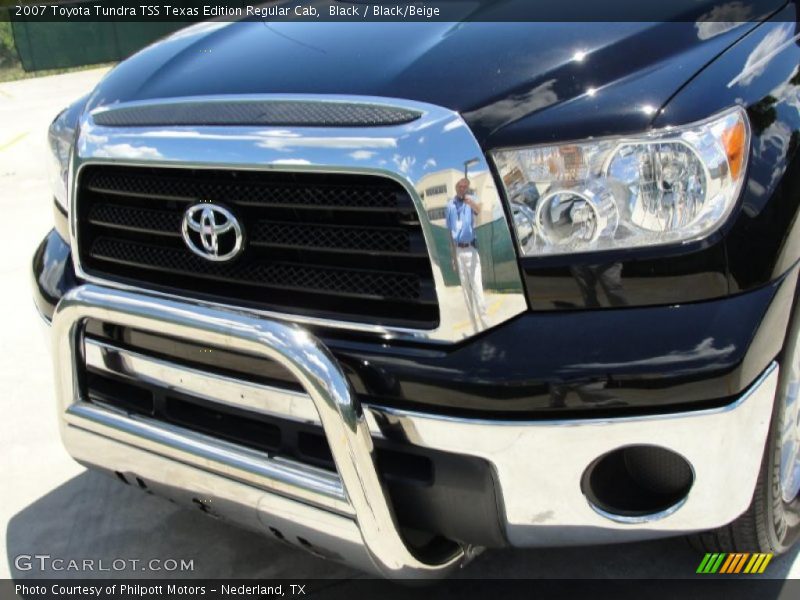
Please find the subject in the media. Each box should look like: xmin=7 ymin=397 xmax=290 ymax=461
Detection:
xmin=586 ymin=493 xmax=691 ymax=525
xmin=84 ymin=338 xmax=319 ymax=425
xmin=53 ymin=284 xmax=466 ymax=578
xmin=70 ymin=94 xmax=528 ymax=343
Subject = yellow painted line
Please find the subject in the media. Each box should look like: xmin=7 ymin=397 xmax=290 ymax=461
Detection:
xmin=0 ymin=131 xmax=29 ymax=152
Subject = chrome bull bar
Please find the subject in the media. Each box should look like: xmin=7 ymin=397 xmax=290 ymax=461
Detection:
xmin=52 ymin=284 xmax=467 ymax=578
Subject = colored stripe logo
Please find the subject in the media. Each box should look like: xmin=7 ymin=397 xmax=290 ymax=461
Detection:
xmin=696 ymin=553 xmax=773 ymax=574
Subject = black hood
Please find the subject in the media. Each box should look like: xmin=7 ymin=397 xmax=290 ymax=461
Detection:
xmin=86 ymin=1 xmax=784 ymax=145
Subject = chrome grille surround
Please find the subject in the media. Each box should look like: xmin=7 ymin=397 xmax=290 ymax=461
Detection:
xmin=71 ymin=94 xmax=528 ymax=343
xmin=76 ymin=164 xmax=438 ymax=327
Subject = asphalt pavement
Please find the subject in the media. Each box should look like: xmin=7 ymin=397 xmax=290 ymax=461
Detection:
xmin=1 ymin=67 xmax=798 ymax=582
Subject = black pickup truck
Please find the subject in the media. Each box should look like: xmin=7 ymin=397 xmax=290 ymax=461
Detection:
xmin=32 ymin=1 xmax=800 ymax=578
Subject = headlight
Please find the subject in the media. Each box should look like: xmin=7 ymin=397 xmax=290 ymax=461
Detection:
xmin=48 ymin=99 xmax=84 ymax=213
xmin=48 ymin=109 xmax=72 ymax=212
xmin=492 ymin=107 xmax=749 ymax=257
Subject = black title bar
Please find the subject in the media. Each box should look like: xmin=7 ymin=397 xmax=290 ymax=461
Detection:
xmin=0 ymin=0 xmax=794 ymax=23
xmin=1 ymin=578 xmax=794 ymax=600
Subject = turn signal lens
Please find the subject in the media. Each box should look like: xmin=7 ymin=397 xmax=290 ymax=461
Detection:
xmin=722 ymin=119 xmax=747 ymax=180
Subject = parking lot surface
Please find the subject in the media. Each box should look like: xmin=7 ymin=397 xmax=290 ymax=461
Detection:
xmin=2 ymin=68 xmax=799 ymax=581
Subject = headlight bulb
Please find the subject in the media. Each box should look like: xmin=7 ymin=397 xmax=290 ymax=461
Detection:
xmin=536 ymin=183 xmax=618 ymax=248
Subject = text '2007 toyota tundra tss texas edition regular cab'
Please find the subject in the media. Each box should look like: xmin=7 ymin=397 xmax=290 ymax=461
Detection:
xmin=31 ymin=2 xmax=800 ymax=579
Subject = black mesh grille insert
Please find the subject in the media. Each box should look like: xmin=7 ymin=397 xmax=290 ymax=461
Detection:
xmin=76 ymin=166 xmax=438 ymax=328
xmin=90 ymin=237 xmax=423 ymax=301
xmin=92 ymin=100 xmax=422 ymax=128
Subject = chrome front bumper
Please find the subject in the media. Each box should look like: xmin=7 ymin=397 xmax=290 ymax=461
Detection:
xmin=51 ymin=284 xmax=779 ymax=577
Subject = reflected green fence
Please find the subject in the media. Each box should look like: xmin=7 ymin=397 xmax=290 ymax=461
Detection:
xmin=430 ymin=221 xmax=520 ymax=292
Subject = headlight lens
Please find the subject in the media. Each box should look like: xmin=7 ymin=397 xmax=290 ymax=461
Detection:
xmin=492 ymin=107 xmax=749 ymax=257
xmin=48 ymin=107 xmax=77 ymax=213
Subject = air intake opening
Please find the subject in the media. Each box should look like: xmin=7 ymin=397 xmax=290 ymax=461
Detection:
xmin=581 ymin=445 xmax=694 ymax=521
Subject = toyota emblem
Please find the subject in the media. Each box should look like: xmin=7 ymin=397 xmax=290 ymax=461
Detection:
xmin=181 ymin=203 xmax=244 ymax=262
